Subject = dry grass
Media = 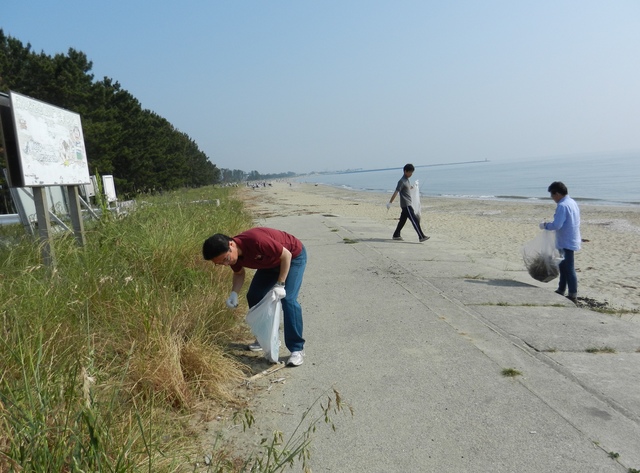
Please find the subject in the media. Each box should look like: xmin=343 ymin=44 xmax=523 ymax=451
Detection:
xmin=524 ymin=254 xmax=560 ymax=282
xmin=0 ymin=186 xmax=256 ymax=471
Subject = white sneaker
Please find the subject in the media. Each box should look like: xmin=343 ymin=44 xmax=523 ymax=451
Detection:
xmin=247 ymin=339 xmax=262 ymax=352
xmin=287 ymin=351 xmax=305 ymax=366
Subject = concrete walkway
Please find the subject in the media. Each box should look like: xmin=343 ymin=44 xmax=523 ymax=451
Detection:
xmin=245 ymin=213 xmax=640 ymax=472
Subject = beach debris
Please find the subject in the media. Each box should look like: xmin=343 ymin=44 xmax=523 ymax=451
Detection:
xmin=525 ymin=254 xmax=560 ymax=282
xmin=522 ymin=231 xmax=563 ymax=283
xmin=246 ymin=363 xmax=286 ymax=382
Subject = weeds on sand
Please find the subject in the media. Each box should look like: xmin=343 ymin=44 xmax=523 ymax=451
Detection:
xmin=204 ymin=388 xmax=353 ymax=472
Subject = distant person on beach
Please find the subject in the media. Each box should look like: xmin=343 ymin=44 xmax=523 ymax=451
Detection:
xmin=387 ymin=163 xmax=429 ymax=242
xmin=540 ymin=181 xmax=581 ymax=303
xmin=202 ymin=228 xmax=307 ymax=366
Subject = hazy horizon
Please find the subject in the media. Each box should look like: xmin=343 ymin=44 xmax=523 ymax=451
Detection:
xmin=5 ymin=1 xmax=640 ymax=174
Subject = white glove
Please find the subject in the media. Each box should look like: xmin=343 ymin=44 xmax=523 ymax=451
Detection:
xmin=386 ymin=202 xmax=391 ymax=210
xmin=273 ymin=285 xmax=286 ymax=300
xmin=539 ymin=222 xmax=546 ymax=230
xmin=226 ymin=291 xmax=239 ymax=308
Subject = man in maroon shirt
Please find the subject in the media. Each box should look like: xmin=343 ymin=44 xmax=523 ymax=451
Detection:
xmin=203 ymin=227 xmax=307 ymax=366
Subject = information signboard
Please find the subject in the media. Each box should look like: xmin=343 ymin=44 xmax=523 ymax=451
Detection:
xmin=9 ymin=91 xmax=90 ymax=186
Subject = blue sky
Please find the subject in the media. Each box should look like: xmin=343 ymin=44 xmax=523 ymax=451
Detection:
xmin=4 ymin=1 xmax=640 ymax=174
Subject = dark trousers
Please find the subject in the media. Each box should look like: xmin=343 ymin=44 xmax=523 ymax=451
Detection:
xmin=393 ymin=206 xmax=426 ymax=239
xmin=558 ymin=248 xmax=578 ymax=296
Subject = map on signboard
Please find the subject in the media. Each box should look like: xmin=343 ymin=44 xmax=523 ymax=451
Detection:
xmin=10 ymin=91 xmax=91 ymax=186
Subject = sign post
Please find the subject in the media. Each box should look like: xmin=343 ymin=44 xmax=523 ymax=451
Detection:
xmin=0 ymin=91 xmax=92 ymax=265
xmin=66 ymin=185 xmax=86 ymax=246
xmin=32 ymin=186 xmax=55 ymax=266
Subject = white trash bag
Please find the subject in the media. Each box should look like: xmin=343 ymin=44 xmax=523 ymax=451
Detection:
xmin=410 ymin=179 xmax=422 ymax=221
xmin=245 ymin=290 xmax=282 ymax=363
xmin=522 ymin=230 xmax=564 ymax=283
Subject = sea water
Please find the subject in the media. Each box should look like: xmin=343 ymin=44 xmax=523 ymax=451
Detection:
xmin=295 ymin=153 xmax=640 ymax=207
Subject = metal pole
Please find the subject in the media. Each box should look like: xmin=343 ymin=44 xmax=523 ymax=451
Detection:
xmin=32 ymin=186 xmax=55 ymax=266
xmin=66 ymin=185 xmax=86 ymax=247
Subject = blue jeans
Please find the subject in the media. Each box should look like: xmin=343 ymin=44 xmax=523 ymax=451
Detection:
xmin=558 ymin=249 xmax=577 ymax=296
xmin=246 ymin=246 xmax=307 ymax=352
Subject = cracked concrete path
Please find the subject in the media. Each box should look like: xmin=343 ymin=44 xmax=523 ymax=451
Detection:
xmin=237 ymin=213 xmax=640 ymax=472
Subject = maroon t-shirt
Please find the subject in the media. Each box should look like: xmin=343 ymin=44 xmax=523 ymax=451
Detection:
xmin=230 ymin=227 xmax=303 ymax=271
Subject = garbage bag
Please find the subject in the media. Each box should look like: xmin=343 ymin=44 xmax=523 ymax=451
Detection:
xmin=411 ymin=179 xmax=422 ymax=221
xmin=245 ymin=290 xmax=282 ymax=363
xmin=522 ymin=230 xmax=563 ymax=282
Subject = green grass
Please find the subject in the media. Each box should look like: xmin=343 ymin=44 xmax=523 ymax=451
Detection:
xmin=501 ymin=368 xmax=522 ymax=377
xmin=585 ymin=346 xmax=617 ymax=354
xmin=1 ymin=186 xmax=354 ymax=472
xmin=0 ymin=186 xmax=255 ymax=472
xmin=476 ymin=302 xmax=565 ymax=308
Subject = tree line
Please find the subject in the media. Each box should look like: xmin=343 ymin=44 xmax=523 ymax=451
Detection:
xmin=0 ymin=30 xmax=289 ymax=214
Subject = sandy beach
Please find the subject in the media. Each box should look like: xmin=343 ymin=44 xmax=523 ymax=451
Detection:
xmin=228 ymin=180 xmax=640 ymax=471
xmin=243 ymin=181 xmax=640 ymax=312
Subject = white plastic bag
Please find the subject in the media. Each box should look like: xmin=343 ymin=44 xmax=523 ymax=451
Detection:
xmin=410 ymin=179 xmax=422 ymax=221
xmin=522 ymin=230 xmax=563 ymax=282
xmin=245 ymin=290 xmax=282 ymax=363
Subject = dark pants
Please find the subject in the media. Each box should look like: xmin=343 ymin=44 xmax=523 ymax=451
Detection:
xmin=558 ymin=248 xmax=577 ymax=296
xmin=393 ymin=206 xmax=426 ymax=240
xmin=246 ymin=246 xmax=307 ymax=352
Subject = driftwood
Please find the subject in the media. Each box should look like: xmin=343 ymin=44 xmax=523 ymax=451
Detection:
xmin=246 ymin=363 xmax=286 ymax=382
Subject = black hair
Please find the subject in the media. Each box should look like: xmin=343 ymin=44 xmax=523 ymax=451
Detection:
xmin=202 ymin=233 xmax=232 ymax=260
xmin=547 ymin=181 xmax=568 ymax=196
xmin=403 ymin=163 xmax=415 ymax=172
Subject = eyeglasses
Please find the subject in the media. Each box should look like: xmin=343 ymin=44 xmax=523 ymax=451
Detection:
xmin=213 ymin=250 xmax=232 ymax=266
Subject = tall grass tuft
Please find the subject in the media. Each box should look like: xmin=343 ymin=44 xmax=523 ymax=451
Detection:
xmin=0 ymin=186 xmax=253 ymax=471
